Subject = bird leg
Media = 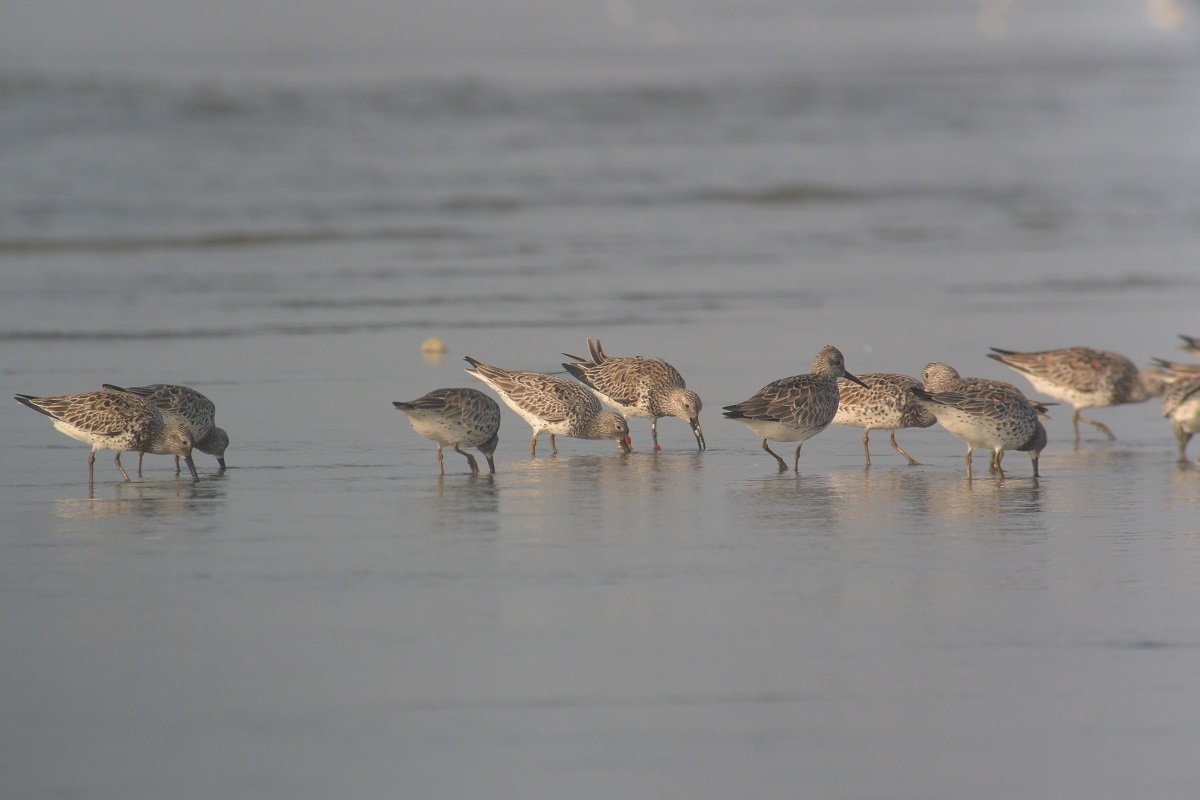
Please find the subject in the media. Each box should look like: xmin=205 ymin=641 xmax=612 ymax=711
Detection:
xmin=792 ymin=443 xmax=803 ymax=473
xmin=1175 ymin=425 xmax=1191 ymax=463
xmin=437 ymin=445 xmax=445 ymax=475
xmin=651 ymin=419 xmax=660 ymax=451
xmin=113 ymin=452 xmax=132 ymax=482
xmin=454 ymin=444 xmax=480 ymax=474
xmin=1073 ymin=408 xmax=1115 ymax=442
xmin=861 ymin=429 xmax=872 ymax=467
xmin=550 ymin=434 xmax=558 ymax=455
xmin=761 ymin=439 xmax=788 ymax=471
xmin=889 ymin=432 xmax=919 ymax=465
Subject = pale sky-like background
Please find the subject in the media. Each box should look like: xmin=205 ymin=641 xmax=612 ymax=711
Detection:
xmin=2 ymin=1 xmax=1190 ymax=84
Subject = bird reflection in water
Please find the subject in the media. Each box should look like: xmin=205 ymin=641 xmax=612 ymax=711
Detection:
xmin=53 ymin=477 xmax=226 ymax=534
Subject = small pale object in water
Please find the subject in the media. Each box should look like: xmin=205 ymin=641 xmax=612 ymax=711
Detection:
xmin=421 ymin=337 xmax=448 ymax=355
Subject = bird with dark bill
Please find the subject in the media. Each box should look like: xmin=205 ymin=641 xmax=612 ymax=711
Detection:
xmin=724 ymin=345 xmax=867 ymax=472
xmin=562 ymin=338 xmax=704 ymax=451
xmin=15 ymin=389 xmax=198 ymax=484
xmin=104 ymin=383 xmax=228 ymax=474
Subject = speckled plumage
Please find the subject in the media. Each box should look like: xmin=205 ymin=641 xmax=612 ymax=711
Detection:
xmin=464 ymin=357 xmax=631 ymax=455
xmin=393 ymin=387 xmax=501 ymax=474
xmin=15 ymin=390 xmax=198 ymax=483
xmin=921 ymin=362 xmax=1054 ymax=420
xmin=988 ymin=347 xmax=1160 ymax=442
xmin=911 ymin=385 xmax=1046 ymax=477
xmin=105 ymin=384 xmax=228 ymax=473
xmin=831 ymin=373 xmax=936 ymax=465
xmin=723 ymin=345 xmax=867 ymax=471
xmin=1161 ymin=376 xmax=1200 ymax=463
xmin=562 ymin=338 xmax=704 ymax=451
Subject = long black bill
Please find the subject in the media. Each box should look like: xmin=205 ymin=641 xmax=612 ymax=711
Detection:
xmin=183 ymin=453 xmax=200 ymax=483
xmin=691 ymin=419 xmax=706 ymax=451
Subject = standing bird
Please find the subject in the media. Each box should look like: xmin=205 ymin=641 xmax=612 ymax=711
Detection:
xmin=987 ymin=347 xmax=1161 ymax=442
xmin=723 ymin=345 xmax=867 ymax=472
xmin=910 ymin=385 xmax=1046 ymax=478
xmin=393 ymin=387 xmax=501 ymax=475
xmin=104 ymin=384 xmax=228 ymax=474
xmin=831 ymin=373 xmax=936 ymax=466
xmin=15 ymin=390 xmax=198 ymax=483
xmin=1161 ymin=376 xmax=1200 ymax=463
xmin=464 ymin=357 xmax=631 ymax=455
xmin=561 ymin=338 xmax=704 ymax=451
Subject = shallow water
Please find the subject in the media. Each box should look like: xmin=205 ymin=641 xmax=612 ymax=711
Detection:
xmin=4 ymin=2 xmax=1200 ymax=798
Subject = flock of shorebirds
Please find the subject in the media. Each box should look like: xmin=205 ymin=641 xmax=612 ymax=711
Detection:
xmin=405 ymin=336 xmax=1200 ymax=479
xmin=14 ymin=336 xmax=1200 ymax=484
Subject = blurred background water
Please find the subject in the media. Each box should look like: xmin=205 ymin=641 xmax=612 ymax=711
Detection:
xmin=3 ymin=2 xmax=1200 ymax=798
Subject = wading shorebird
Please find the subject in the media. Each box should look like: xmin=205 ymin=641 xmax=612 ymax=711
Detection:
xmin=465 ymin=357 xmax=631 ymax=456
xmin=104 ymin=383 xmax=228 ymax=474
xmin=562 ymin=338 xmax=704 ymax=451
xmin=15 ymin=389 xmax=197 ymax=484
xmin=987 ymin=346 xmax=1164 ymax=443
xmin=724 ymin=345 xmax=867 ymax=472
xmin=393 ymin=387 xmax=501 ymax=475
xmin=910 ymin=384 xmax=1046 ymax=478
xmin=831 ymin=372 xmax=936 ymax=466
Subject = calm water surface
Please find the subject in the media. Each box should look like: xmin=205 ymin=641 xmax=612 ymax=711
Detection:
xmin=3 ymin=2 xmax=1200 ymax=798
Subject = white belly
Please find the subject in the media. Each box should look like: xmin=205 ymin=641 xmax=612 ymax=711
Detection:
xmin=737 ymin=418 xmax=828 ymax=444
